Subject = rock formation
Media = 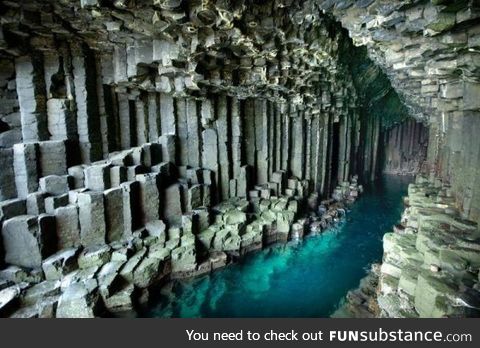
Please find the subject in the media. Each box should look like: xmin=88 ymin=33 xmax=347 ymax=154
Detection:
xmin=0 ymin=0 xmax=479 ymax=318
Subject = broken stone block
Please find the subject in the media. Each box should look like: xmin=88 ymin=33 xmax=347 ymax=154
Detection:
xmin=210 ymin=252 xmax=227 ymax=270
xmin=0 ymin=148 xmax=17 ymax=201
xmin=0 ymin=198 xmax=26 ymax=222
xmin=45 ymin=193 xmax=69 ymax=214
xmin=42 ymin=248 xmax=79 ymax=280
xmin=414 ymin=272 xmax=458 ymax=318
xmin=110 ymin=166 xmax=128 ymax=187
xmin=171 ymin=245 xmax=196 ymax=273
xmin=187 ymin=184 xmax=203 ymax=212
xmin=85 ymin=163 xmax=111 ymax=191
xmin=151 ymin=162 xmax=174 ymax=177
xmin=163 ymin=183 xmax=183 ymax=225
xmin=104 ymin=187 xmax=127 ymax=243
xmin=0 ymin=266 xmax=34 ymax=284
xmin=39 ymin=175 xmax=69 ymax=195
xmin=56 ymin=280 xmax=100 ymax=318
xmin=159 ymin=134 xmax=177 ymax=164
xmin=54 ymin=204 xmax=81 ymax=248
xmin=120 ymin=181 xmax=139 ymax=237
xmin=1 ymin=215 xmax=56 ymax=268
xmin=119 ymin=248 xmax=146 ymax=282
xmin=0 ymin=284 xmax=21 ymax=316
xmin=22 ymin=280 xmax=61 ymax=306
xmin=26 ymin=192 xmax=46 ymax=215
xmin=13 ymin=143 xmax=39 ymax=198
xmin=60 ymin=266 xmax=99 ymax=292
xmin=47 ymin=99 xmax=76 ymax=140
xmin=78 ymin=245 xmax=111 ymax=269
xmin=463 ymin=82 xmax=480 ymax=111
xmin=103 ymin=283 xmax=135 ymax=313
xmin=68 ymin=165 xmax=86 ymax=189
xmin=145 ymin=220 xmax=167 ymax=242
xmin=38 ymin=140 xmax=68 ymax=176
xmin=133 ymin=256 xmax=161 ymax=288
xmin=131 ymin=175 xmax=158 ymax=226
xmin=80 ymin=0 xmax=99 ymax=9
xmin=202 ymin=184 xmax=212 ymax=207
xmin=97 ymin=261 xmax=124 ymax=298
xmin=193 ymin=208 xmax=210 ymax=231
xmin=37 ymin=296 xmax=59 ymax=318
xmin=78 ymin=191 xmax=106 ymax=246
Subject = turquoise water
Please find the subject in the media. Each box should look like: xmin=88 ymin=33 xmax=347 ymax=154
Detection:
xmin=144 ymin=175 xmax=411 ymax=318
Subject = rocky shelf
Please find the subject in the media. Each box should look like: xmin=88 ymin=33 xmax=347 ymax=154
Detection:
xmin=335 ymin=175 xmax=480 ymax=318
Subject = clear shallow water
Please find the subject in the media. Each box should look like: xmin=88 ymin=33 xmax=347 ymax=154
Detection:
xmin=144 ymin=175 xmax=412 ymax=318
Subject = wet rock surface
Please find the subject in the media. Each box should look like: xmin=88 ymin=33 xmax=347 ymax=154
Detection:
xmin=339 ymin=175 xmax=480 ymax=318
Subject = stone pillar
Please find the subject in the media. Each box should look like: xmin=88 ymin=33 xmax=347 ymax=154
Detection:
xmin=160 ymin=93 xmax=175 ymax=135
xmin=117 ymin=90 xmax=131 ymax=150
xmin=148 ymin=92 xmax=160 ymax=142
xmin=72 ymin=44 xmax=102 ymax=163
xmin=202 ymin=128 xmax=219 ymax=203
xmin=113 ymin=45 xmax=128 ymax=83
xmin=120 ymin=181 xmax=139 ymax=237
xmin=163 ymin=183 xmax=183 ymax=225
xmin=231 ymin=97 xmax=242 ymax=179
xmin=13 ymin=143 xmax=39 ymax=199
xmin=291 ymin=110 xmax=304 ymax=179
xmin=47 ymin=99 xmax=76 ymax=140
xmin=136 ymin=173 xmax=160 ymax=224
xmin=15 ymin=54 xmax=48 ymax=142
xmin=85 ymin=163 xmax=111 ymax=191
xmin=244 ymin=99 xmax=256 ymax=168
xmin=135 ymin=92 xmax=148 ymax=146
xmin=186 ymin=98 xmax=201 ymax=167
xmin=281 ymin=104 xmax=290 ymax=172
xmin=159 ymin=134 xmax=177 ymax=164
xmin=254 ymin=99 xmax=269 ymax=184
xmin=54 ymin=205 xmax=81 ymax=249
xmin=104 ymin=187 xmax=127 ymax=243
xmin=216 ymin=94 xmax=231 ymax=200
xmin=0 ymin=148 xmax=17 ymax=201
xmin=38 ymin=140 xmax=68 ymax=176
xmin=176 ymin=98 xmax=188 ymax=166
xmin=78 ymin=191 xmax=106 ymax=246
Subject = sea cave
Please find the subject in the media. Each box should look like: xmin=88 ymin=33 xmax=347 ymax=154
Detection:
xmin=0 ymin=0 xmax=479 ymax=318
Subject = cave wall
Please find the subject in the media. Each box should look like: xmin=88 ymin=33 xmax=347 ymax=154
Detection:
xmin=0 ymin=0 xmax=395 ymax=278
xmin=321 ymin=0 xmax=480 ymax=222
xmin=0 ymin=40 xmax=364 ymax=204
xmin=381 ymin=119 xmax=429 ymax=175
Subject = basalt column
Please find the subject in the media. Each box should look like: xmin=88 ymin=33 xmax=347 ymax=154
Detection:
xmin=0 ymin=0 xmax=451 ymax=318
xmin=381 ymin=120 xmax=429 ymax=176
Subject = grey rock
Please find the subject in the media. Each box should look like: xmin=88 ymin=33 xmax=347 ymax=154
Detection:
xmin=42 ymin=248 xmax=79 ymax=280
xmin=2 ymin=215 xmax=56 ymax=268
xmin=56 ymin=280 xmax=100 ymax=318
xmin=39 ymin=175 xmax=69 ymax=195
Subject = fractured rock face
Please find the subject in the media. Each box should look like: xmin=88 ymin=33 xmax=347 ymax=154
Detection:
xmin=2 ymin=215 xmax=56 ymax=268
xmin=377 ymin=178 xmax=480 ymax=318
xmin=56 ymin=280 xmax=100 ymax=318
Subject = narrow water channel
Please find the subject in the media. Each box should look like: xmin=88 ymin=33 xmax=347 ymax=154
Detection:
xmin=142 ymin=175 xmax=412 ymax=318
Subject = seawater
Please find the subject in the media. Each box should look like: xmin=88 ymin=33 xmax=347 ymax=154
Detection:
xmin=143 ymin=175 xmax=411 ymax=318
